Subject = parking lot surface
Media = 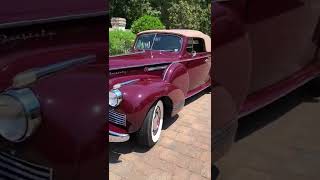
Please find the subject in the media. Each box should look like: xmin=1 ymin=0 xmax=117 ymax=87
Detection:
xmin=216 ymin=83 xmax=320 ymax=180
xmin=109 ymin=90 xmax=211 ymax=180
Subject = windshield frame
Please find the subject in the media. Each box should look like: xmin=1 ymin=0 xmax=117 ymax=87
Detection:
xmin=133 ymin=33 xmax=183 ymax=53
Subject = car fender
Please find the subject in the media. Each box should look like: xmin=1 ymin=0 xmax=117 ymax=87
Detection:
xmin=117 ymin=75 xmax=185 ymax=132
xmin=30 ymin=64 xmax=107 ymax=180
xmin=162 ymin=62 xmax=189 ymax=96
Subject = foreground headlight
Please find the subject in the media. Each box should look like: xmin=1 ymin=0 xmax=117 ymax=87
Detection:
xmin=0 ymin=89 xmax=41 ymax=142
xmin=109 ymin=89 xmax=122 ymax=107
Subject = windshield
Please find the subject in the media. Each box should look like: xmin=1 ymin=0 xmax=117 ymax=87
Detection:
xmin=134 ymin=33 xmax=182 ymax=52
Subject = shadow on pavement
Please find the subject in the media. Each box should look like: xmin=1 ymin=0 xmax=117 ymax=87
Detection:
xmin=235 ymin=81 xmax=320 ymax=141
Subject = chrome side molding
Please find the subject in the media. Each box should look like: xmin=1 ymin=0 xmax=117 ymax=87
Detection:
xmin=13 ymin=55 xmax=96 ymax=88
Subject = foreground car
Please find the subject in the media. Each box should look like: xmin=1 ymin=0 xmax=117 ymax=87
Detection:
xmin=109 ymin=29 xmax=211 ymax=147
xmin=0 ymin=1 xmax=106 ymax=179
xmin=213 ymin=0 xmax=320 ymax=162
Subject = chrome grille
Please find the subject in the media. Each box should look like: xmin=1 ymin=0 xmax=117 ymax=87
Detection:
xmin=0 ymin=152 xmax=52 ymax=180
xmin=109 ymin=108 xmax=126 ymax=126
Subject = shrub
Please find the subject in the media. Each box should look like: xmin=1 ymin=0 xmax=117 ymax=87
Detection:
xmin=131 ymin=15 xmax=165 ymax=34
xmin=109 ymin=30 xmax=136 ymax=56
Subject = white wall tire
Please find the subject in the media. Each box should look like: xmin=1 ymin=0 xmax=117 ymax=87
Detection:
xmin=136 ymin=100 xmax=164 ymax=147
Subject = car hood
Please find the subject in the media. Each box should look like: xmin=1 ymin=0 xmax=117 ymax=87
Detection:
xmin=109 ymin=50 xmax=179 ymax=71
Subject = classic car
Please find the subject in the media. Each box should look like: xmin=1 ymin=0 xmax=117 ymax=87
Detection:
xmin=0 ymin=1 xmax=107 ymax=179
xmin=109 ymin=29 xmax=211 ymax=146
xmin=213 ymin=0 xmax=320 ymax=162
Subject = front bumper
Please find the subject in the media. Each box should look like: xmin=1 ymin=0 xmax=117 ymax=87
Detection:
xmin=109 ymin=130 xmax=130 ymax=142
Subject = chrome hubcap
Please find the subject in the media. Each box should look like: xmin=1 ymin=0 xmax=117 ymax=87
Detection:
xmin=152 ymin=106 xmax=161 ymax=136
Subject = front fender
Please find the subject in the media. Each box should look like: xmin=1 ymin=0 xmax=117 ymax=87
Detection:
xmin=30 ymin=65 xmax=107 ymax=180
xmin=116 ymin=77 xmax=185 ymax=133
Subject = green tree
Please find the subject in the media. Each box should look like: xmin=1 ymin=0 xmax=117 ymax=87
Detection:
xmin=167 ymin=0 xmax=211 ymax=35
xmin=110 ymin=0 xmax=211 ymax=35
xmin=131 ymin=15 xmax=165 ymax=34
xmin=110 ymin=0 xmax=160 ymax=28
xmin=109 ymin=30 xmax=136 ymax=55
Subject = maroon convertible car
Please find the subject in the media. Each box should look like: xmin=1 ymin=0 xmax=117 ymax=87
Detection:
xmin=109 ymin=29 xmax=211 ymax=147
xmin=213 ymin=0 xmax=320 ymax=162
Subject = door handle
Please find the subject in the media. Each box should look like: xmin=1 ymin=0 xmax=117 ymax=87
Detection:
xmin=205 ymin=58 xmax=210 ymax=62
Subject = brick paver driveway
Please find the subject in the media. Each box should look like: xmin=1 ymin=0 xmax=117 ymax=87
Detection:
xmin=109 ymin=90 xmax=211 ymax=180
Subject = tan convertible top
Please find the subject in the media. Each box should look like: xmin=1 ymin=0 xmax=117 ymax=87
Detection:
xmin=138 ymin=29 xmax=211 ymax=52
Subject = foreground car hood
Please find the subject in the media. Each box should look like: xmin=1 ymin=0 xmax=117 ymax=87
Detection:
xmin=109 ymin=50 xmax=179 ymax=70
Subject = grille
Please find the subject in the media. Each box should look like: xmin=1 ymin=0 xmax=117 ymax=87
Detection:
xmin=0 ymin=152 xmax=52 ymax=180
xmin=109 ymin=108 xmax=126 ymax=126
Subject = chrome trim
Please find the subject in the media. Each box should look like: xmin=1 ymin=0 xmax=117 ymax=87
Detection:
xmin=109 ymin=130 xmax=130 ymax=142
xmin=34 ymin=55 xmax=95 ymax=77
xmin=109 ymin=50 xmax=145 ymax=58
xmin=109 ymin=55 xmax=210 ymax=71
xmin=2 ymin=88 xmax=41 ymax=142
xmin=0 ymin=11 xmax=107 ymax=29
xmin=145 ymin=65 xmax=168 ymax=72
xmin=109 ymin=89 xmax=123 ymax=107
xmin=13 ymin=55 xmax=95 ymax=88
xmin=112 ymin=79 xmax=139 ymax=89
xmin=0 ymin=152 xmax=53 ymax=180
xmin=162 ymin=63 xmax=176 ymax=81
xmin=109 ymin=109 xmax=126 ymax=126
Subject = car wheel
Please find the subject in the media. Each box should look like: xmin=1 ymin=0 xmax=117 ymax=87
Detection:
xmin=137 ymin=100 xmax=164 ymax=147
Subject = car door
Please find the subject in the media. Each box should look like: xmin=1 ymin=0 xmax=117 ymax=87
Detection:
xmin=246 ymin=0 xmax=318 ymax=93
xmin=183 ymin=37 xmax=211 ymax=91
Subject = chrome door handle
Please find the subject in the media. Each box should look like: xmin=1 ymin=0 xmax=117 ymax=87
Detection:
xmin=205 ymin=58 xmax=210 ymax=62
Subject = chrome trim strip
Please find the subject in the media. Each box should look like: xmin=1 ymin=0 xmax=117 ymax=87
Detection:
xmin=0 ymin=161 xmax=45 ymax=180
xmin=162 ymin=63 xmax=175 ymax=81
xmin=109 ymin=50 xmax=145 ymax=57
xmin=145 ymin=65 xmax=168 ymax=72
xmin=13 ymin=55 xmax=95 ymax=88
xmin=36 ymin=55 xmax=95 ymax=77
xmin=0 ymin=152 xmax=52 ymax=180
xmin=109 ymin=130 xmax=130 ymax=142
xmin=109 ymin=55 xmax=211 ymax=71
xmin=112 ymin=79 xmax=140 ymax=89
xmin=0 ymin=11 xmax=107 ymax=29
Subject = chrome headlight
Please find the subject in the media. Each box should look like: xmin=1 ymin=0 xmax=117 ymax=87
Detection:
xmin=109 ymin=89 xmax=122 ymax=107
xmin=0 ymin=89 xmax=41 ymax=142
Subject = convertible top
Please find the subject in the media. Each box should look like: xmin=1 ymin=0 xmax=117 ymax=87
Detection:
xmin=138 ymin=29 xmax=211 ymax=52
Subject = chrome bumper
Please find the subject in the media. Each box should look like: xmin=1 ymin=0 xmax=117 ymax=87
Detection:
xmin=109 ymin=130 xmax=130 ymax=142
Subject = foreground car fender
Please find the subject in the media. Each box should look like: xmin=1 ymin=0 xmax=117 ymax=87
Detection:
xmin=29 ymin=63 xmax=107 ymax=180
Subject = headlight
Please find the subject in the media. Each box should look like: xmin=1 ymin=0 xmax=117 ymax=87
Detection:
xmin=0 ymin=89 xmax=41 ymax=142
xmin=109 ymin=89 xmax=122 ymax=107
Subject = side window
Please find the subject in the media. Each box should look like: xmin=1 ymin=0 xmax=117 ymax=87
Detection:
xmin=186 ymin=38 xmax=206 ymax=53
